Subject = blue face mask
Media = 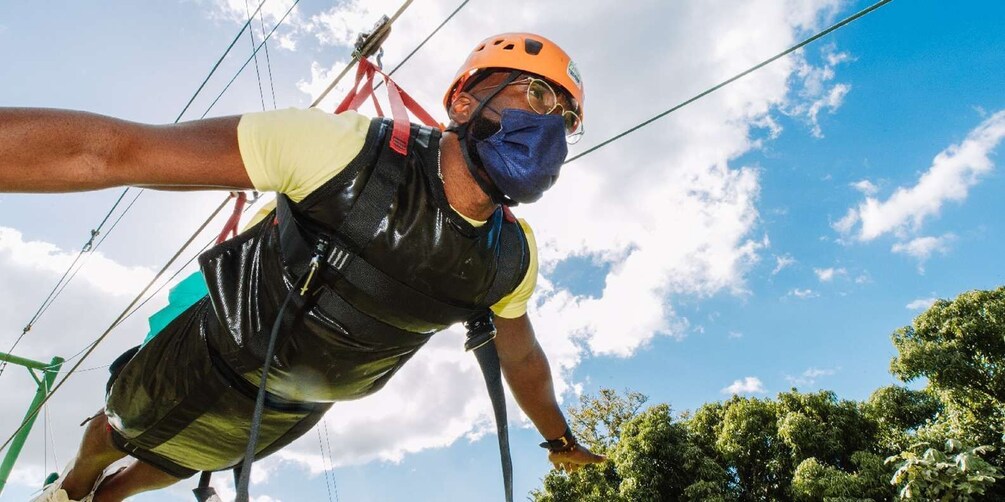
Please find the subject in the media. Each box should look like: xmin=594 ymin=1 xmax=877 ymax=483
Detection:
xmin=474 ymin=109 xmax=568 ymax=204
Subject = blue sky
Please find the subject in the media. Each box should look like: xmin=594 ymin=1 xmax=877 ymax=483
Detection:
xmin=1 ymin=0 xmax=1004 ymax=501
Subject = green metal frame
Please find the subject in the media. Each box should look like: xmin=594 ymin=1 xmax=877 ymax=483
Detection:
xmin=0 ymin=352 xmax=64 ymax=496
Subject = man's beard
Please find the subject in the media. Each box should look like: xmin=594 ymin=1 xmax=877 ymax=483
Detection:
xmin=469 ymin=113 xmax=501 ymax=141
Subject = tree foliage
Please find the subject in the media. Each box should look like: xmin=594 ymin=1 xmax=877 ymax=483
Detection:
xmin=886 ymin=439 xmax=1001 ymax=501
xmin=533 ymin=287 xmax=1005 ymax=501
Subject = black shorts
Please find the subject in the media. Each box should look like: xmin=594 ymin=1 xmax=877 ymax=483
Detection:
xmin=105 ymin=297 xmax=330 ymax=478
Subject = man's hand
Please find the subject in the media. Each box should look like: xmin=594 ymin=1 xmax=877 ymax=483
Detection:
xmin=548 ymin=444 xmax=606 ymax=473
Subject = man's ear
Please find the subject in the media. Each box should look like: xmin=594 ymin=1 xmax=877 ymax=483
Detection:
xmin=448 ymin=92 xmax=477 ymax=125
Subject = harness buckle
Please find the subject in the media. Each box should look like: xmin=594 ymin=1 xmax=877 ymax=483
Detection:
xmin=300 ymin=236 xmax=331 ymax=296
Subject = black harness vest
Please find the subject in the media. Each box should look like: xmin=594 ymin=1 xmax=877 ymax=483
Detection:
xmin=197 ymin=118 xmax=530 ymax=403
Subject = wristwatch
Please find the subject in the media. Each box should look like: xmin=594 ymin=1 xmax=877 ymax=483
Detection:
xmin=539 ymin=427 xmax=577 ymax=453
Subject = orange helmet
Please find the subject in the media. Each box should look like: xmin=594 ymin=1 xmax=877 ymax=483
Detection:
xmin=444 ymin=33 xmax=584 ymax=119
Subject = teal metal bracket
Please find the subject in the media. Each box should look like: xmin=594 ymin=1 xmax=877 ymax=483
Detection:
xmin=0 ymin=352 xmax=64 ymax=496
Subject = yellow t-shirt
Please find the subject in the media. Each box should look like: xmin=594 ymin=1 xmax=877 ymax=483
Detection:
xmin=237 ymin=108 xmax=537 ymax=319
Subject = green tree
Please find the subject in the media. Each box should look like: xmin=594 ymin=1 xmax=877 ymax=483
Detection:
xmin=889 ymin=287 xmax=1005 ymax=496
xmin=887 ymin=439 xmax=1002 ymax=501
xmin=863 ymin=385 xmax=943 ymax=452
xmin=614 ymin=404 xmax=732 ymax=501
xmin=711 ymin=396 xmax=791 ymax=500
xmin=567 ymin=388 xmax=648 ymax=454
xmin=532 ymin=389 xmax=646 ymax=502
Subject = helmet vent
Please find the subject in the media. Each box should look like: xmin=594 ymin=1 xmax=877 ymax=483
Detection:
xmin=503 ymin=43 xmax=515 ymax=50
xmin=524 ymin=39 xmax=543 ymax=55
xmin=475 ymin=44 xmax=485 ymax=52
xmin=493 ymin=39 xmax=505 ymax=45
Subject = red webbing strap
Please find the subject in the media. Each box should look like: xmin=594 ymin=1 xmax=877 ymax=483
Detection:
xmin=216 ymin=192 xmax=248 ymax=244
xmin=333 ymin=58 xmax=443 ymax=155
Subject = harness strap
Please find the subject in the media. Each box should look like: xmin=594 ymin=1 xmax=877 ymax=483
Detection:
xmin=335 ymin=58 xmax=441 ymax=155
xmin=465 ymin=313 xmax=513 ymax=502
xmin=192 ymin=471 xmax=219 ymax=502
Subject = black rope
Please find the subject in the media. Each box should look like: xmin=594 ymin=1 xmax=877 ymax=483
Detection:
xmin=564 ymin=0 xmax=896 ymax=165
xmin=235 ymin=281 xmax=301 ymax=501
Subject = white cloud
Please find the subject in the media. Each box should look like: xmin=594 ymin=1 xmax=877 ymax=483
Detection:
xmin=0 ymin=229 xmax=167 ymax=488
xmin=209 ymin=0 xmax=303 ymax=51
xmin=728 ymin=331 xmax=744 ymax=339
xmin=783 ymin=44 xmax=853 ymax=138
xmin=906 ymin=297 xmax=938 ymax=310
xmin=786 ymin=367 xmax=837 ymax=387
xmin=891 ymin=235 xmax=954 ymax=274
xmin=836 ymin=110 xmax=1005 ymax=242
xmin=813 ymin=267 xmax=846 ymax=282
xmin=269 ymin=0 xmax=849 ymax=469
xmin=722 ymin=377 xmax=766 ymax=395
xmin=788 ymin=288 xmax=819 ymax=299
xmin=891 ymin=234 xmax=954 ymax=269
xmin=772 ymin=254 xmax=796 ymax=275
xmin=851 ymin=179 xmax=879 ymax=196
xmin=8 ymin=0 xmax=856 ymax=478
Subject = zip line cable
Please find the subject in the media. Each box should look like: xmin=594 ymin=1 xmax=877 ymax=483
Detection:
xmin=384 ymin=0 xmax=471 ymax=80
xmin=0 ymin=190 xmax=131 ymax=376
xmin=323 ymin=420 xmax=341 ymax=502
xmin=245 ymin=0 xmax=268 ymax=111
xmin=0 ymin=197 xmax=233 ymax=455
xmin=176 ymin=0 xmax=269 ymax=122
xmin=31 ymin=192 xmax=145 ymax=328
xmin=310 ymin=0 xmax=414 ymax=107
xmin=1 ymin=0 xmax=274 ymax=375
xmin=564 ymin=0 xmax=896 ymax=165
xmin=317 ymin=429 xmax=335 ymax=502
xmin=201 ymin=0 xmax=301 ymax=118
xmin=45 ymin=194 xmax=267 ymax=373
xmin=259 ymin=7 xmax=279 ymax=109
xmin=0 ymin=0 xmax=892 ymax=459
xmin=2 ymin=0 xmax=305 ymax=457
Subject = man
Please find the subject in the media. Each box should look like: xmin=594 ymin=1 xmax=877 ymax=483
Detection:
xmin=1 ymin=32 xmax=604 ymax=501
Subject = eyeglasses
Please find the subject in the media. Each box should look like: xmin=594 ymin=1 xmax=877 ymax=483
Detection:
xmin=507 ymin=77 xmax=584 ymax=143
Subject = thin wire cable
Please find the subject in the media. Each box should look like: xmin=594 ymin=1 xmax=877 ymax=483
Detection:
xmin=245 ymin=0 xmax=267 ymax=111
xmin=310 ymin=0 xmax=415 ymax=107
xmin=202 ymin=0 xmax=301 ymax=118
xmin=565 ymin=0 xmax=896 ymax=165
xmin=259 ymin=9 xmax=278 ymax=109
xmin=385 ymin=0 xmax=470 ymax=81
xmin=176 ymin=0 xmax=269 ymax=122
xmin=2 ymin=0 xmax=273 ymax=370
xmin=0 ymin=189 xmax=131 ymax=376
xmin=323 ymin=420 xmax=340 ymax=502
xmin=43 ymin=402 xmax=48 ymax=475
xmin=43 ymin=195 xmax=268 ymax=372
xmin=316 ymin=429 xmax=335 ymax=502
xmin=32 ymin=191 xmax=144 ymax=327
xmin=0 ymin=197 xmax=233 ymax=455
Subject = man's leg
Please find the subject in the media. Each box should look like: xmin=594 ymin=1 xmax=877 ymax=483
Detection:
xmin=92 ymin=460 xmax=182 ymax=502
xmin=59 ymin=409 xmax=125 ymax=499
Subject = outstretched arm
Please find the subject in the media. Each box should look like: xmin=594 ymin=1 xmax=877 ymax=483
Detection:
xmin=495 ymin=314 xmax=605 ymax=471
xmin=0 ymin=108 xmax=251 ymax=193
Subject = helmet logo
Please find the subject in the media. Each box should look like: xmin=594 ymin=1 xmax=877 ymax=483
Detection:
xmin=567 ymin=61 xmax=583 ymax=90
